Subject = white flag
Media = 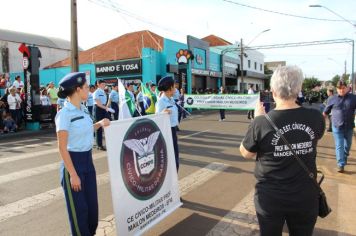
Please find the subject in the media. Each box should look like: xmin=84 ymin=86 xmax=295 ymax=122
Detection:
xmin=118 ymin=79 xmax=134 ymax=120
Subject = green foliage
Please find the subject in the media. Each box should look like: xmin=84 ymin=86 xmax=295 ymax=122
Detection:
xmin=303 ymin=77 xmax=321 ymax=91
xmin=331 ymin=74 xmax=350 ymax=87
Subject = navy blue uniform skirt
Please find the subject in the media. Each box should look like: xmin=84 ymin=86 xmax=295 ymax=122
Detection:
xmin=60 ymin=150 xmax=98 ymax=236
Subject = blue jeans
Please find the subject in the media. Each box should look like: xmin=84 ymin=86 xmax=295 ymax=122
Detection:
xmin=332 ymin=126 xmax=353 ymax=167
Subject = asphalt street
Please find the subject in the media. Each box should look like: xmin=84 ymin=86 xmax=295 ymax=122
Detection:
xmin=0 ymin=110 xmax=355 ymax=236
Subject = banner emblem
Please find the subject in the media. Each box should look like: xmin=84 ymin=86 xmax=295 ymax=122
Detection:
xmin=121 ymin=119 xmax=168 ymax=200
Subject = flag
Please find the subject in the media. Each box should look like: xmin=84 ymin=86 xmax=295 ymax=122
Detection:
xmin=118 ymin=79 xmax=135 ymax=119
xmin=141 ymin=82 xmax=157 ymax=114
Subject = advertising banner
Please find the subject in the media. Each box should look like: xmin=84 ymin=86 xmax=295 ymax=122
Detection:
xmin=184 ymin=94 xmax=260 ymax=110
xmin=104 ymin=114 xmax=182 ymax=236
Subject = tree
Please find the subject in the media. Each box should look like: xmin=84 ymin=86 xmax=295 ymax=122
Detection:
xmin=331 ymin=75 xmax=340 ymax=87
xmin=303 ymin=77 xmax=321 ymax=91
xmin=331 ymin=74 xmax=350 ymax=87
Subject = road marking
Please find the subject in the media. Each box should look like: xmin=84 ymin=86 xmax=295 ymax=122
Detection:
xmin=0 ymin=152 xmax=107 ymax=185
xmin=0 ymin=141 xmax=56 ymax=152
xmin=0 ymin=149 xmax=59 ymax=165
xmin=206 ymin=190 xmax=259 ymax=236
xmin=0 ymin=138 xmax=40 ymax=146
xmin=180 ymin=129 xmax=211 ymax=140
xmin=0 ymin=172 xmax=109 ymax=223
xmin=96 ymin=162 xmax=229 ymax=236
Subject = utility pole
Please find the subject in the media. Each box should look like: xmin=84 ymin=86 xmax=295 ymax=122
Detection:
xmin=344 ymin=60 xmax=347 ymax=77
xmin=240 ymin=38 xmax=244 ymax=93
xmin=71 ymin=0 xmax=79 ymax=72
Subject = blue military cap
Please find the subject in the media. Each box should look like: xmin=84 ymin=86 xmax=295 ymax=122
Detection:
xmin=59 ymin=72 xmax=86 ymax=90
xmin=158 ymin=76 xmax=174 ymax=87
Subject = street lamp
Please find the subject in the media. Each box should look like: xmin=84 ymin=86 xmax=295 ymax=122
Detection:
xmin=309 ymin=4 xmax=355 ymax=92
xmin=309 ymin=5 xmax=356 ymax=28
xmin=246 ymin=29 xmax=271 ymax=47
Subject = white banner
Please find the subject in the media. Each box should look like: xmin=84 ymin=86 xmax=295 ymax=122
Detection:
xmin=184 ymin=94 xmax=260 ymax=110
xmin=104 ymin=113 xmax=182 ymax=236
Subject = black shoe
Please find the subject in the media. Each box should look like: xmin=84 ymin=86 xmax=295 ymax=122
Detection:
xmin=337 ymin=166 xmax=344 ymax=173
xmin=97 ymin=146 xmax=106 ymax=151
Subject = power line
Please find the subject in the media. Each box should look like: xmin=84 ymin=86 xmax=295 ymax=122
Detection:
xmin=223 ymin=0 xmax=355 ymax=22
xmin=87 ymin=0 xmax=187 ymax=37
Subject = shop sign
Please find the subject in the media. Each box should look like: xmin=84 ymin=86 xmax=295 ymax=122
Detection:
xmin=224 ymin=62 xmax=238 ymax=69
xmin=191 ymin=68 xmax=209 ymax=76
xmin=95 ymin=59 xmax=142 ymax=78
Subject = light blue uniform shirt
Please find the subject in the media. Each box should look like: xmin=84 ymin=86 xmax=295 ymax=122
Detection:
xmin=156 ymin=94 xmax=178 ymax=127
xmin=55 ymin=101 xmax=94 ymax=152
xmin=173 ymin=88 xmax=180 ymax=101
xmin=93 ymin=88 xmax=107 ymax=105
xmin=86 ymin=92 xmax=94 ymax=106
xmin=137 ymin=92 xmax=144 ymax=102
xmin=57 ymin=98 xmax=66 ymax=108
xmin=109 ymin=90 xmax=119 ymax=103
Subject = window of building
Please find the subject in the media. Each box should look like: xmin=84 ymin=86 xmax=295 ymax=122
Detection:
xmin=254 ymin=62 xmax=257 ymax=70
xmin=260 ymin=64 xmax=263 ymax=71
xmin=248 ymin=60 xmax=251 ymax=68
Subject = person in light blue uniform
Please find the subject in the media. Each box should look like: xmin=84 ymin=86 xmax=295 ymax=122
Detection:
xmin=93 ymin=80 xmax=109 ymax=150
xmin=55 ymin=72 xmax=110 ymax=236
xmin=173 ymin=81 xmax=182 ymax=131
xmin=86 ymin=85 xmax=95 ymax=115
xmin=155 ymin=76 xmax=180 ymax=171
xmin=136 ymin=85 xmax=146 ymax=116
xmin=107 ymin=83 xmax=119 ymax=120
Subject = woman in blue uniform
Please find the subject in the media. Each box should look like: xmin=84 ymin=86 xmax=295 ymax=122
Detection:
xmin=55 ymin=72 xmax=110 ymax=236
xmin=155 ymin=76 xmax=180 ymax=171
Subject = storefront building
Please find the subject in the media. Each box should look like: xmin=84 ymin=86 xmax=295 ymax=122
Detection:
xmin=30 ymin=31 xmax=265 ymax=93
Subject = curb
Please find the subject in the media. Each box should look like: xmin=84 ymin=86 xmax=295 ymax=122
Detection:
xmin=0 ymin=128 xmax=55 ymax=141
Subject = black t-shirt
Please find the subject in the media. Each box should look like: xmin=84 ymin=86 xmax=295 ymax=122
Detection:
xmin=243 ymin=107 xmax=325 ymax=213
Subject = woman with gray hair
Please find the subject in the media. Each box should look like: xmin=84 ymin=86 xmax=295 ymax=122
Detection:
xmin=240 ymin=66 xmax=325 ymax=236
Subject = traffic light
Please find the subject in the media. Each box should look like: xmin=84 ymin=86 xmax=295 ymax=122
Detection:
xmin=28 ymin=46 xmax=42 ymax=75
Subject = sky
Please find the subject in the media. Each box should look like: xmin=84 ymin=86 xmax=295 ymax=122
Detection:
xmin=1 ymin=0 xmax=355 ymax=81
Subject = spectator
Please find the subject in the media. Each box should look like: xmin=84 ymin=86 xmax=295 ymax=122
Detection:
xmin=3 ymin=112 xmax=17 ymax=133
xmin=47 ymin=81 xmax=58 ymax=122
xmin=40 ymin=89 xmax=51 ymax=106
xmin=1 ymin=88 xmax=10 ymax=112
xmin=323 ymin=80 xmax=356 ymax=173
xmin=12 ymin=75 xmax=24 ymax=89
xmin=7 ymin=87 xmax=22 ymax=127
xmin=240 ymin=65 xmax=325 ymax=236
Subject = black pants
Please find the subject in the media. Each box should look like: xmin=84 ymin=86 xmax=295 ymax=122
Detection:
xmin=171 ymin=126 xmax=179 ymax=171
xmin=257 ymin=209 xmax=318 ymax=236
xmin=247 ymin=109 xmax=254 ymax=119
xmin=139 ymin=102 xmax=146 ymax=116
xmin=219 ymin=109 xmax=225 ymax=120
xmin=111 ymin=102 xmax=119 ymax=120
xmin=94 ymin=106 xmax=107 ymax=147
